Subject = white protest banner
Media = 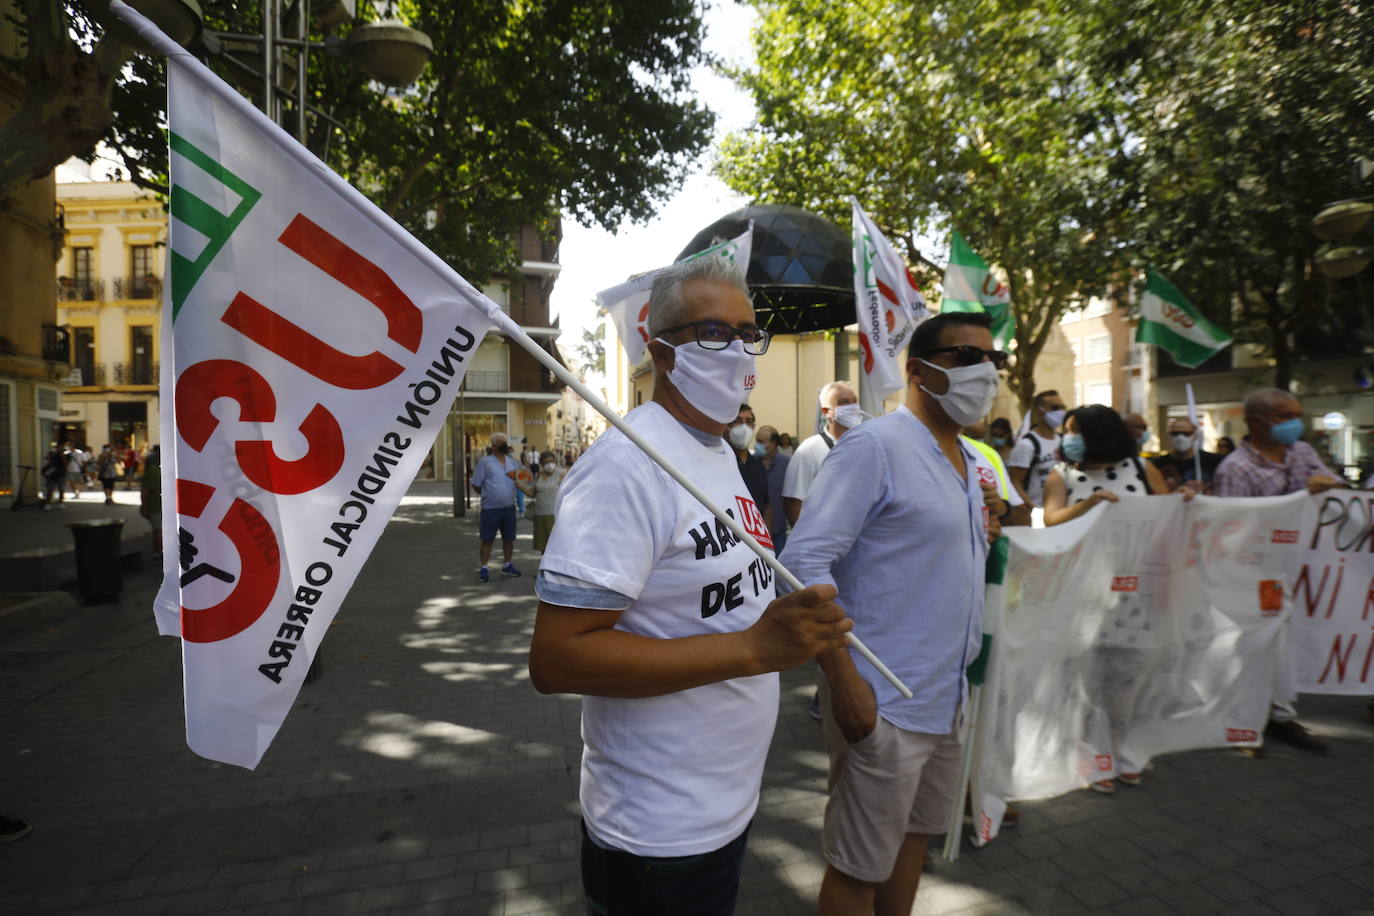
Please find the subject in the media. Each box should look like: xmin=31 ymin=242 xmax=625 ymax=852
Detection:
xmin=850 ymin=199 xmax=928 ymax=405
xmin=597 ymin=226 xmax=754 ymax=367
xmin=970 ymin=492 xmax=1311 ymax=846
xmin=116 ymin=3 xmax=495 ymax=769
xmin=1289 ymin=490 xmax=1374 ymax=694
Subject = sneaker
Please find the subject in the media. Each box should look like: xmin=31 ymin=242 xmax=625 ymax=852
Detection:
xmin=478 ymin=566 xmax=490 ymax=582
xmin=1117 ymin=772 xmax=1142 ymax=787
xmin=1090 ymin=779 xmax=1117 ymax=794
xmin=0 ymin=816 xmax=32 ymax=842
xmin=501 ymin=562 xmax=521 ymax=577
xmin=1264 ymin=719 xmax=1329 ymax=755
xmin=807 ymin=695 xmax=823 ymax=721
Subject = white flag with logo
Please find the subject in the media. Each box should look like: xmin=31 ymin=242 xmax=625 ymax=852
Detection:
xmin=597 ymin=226 xmax=753 ymax=366
xmin=124 ymin=3 xmax=496 ymax=768
xmin=851 ymin=199 xmax=928 ymax=402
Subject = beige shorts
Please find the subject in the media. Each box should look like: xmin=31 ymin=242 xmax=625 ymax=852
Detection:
xmin=819 ymin=676 xmax=963 ymax=883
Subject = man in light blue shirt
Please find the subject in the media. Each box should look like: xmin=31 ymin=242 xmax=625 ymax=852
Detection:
xmin=470 ymin=432 xmax=523 ymax=582
xmin=782 ymin=312 xmax=1003 ymax=915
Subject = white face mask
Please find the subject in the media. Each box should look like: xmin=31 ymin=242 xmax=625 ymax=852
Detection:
xmin=656 ymin=338 xmax=757 ymax=424
xmin=727 ymin=423 xmax=755 ymax=450
xmin=1170 ymin=433 xmax=1195 ymax=452
xmin=919 ymin=359 xmax=1000 ymax=427
xmin=541 ymin=462 xmax=556 ymax=473
xmin=1043 ymin=408 xmax=1066 ymax=429
xmin=831 ymin=403 xmax=868 ymax=429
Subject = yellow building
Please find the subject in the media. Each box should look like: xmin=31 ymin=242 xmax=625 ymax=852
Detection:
xmin=1 ymin=1 xmax=72 ymax=503
xmin=53 ymin=177 xmax=166 ymax=452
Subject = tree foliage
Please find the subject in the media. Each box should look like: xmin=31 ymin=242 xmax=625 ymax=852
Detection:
xmin=719 ymin=0 xmax=1374 ymax=403
xmin=717 ymin=0 xmax=1132 ymax=411
xmin=1 ymin=0 xmax=715 ymax=283
xmin=1081 ymin=0 xmax=1374 ymax=387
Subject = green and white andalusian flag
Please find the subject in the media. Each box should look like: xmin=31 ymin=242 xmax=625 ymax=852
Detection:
xmin=115 ymin=1 xmax=496 ymax=769
xmin=941 ymin=231 xmax=1014 ymax=348
xmin=1135 ymin=269 xmax=1232 ymax=368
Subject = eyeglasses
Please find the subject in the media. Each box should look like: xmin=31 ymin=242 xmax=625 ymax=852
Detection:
xmin=658 ymin=320 xmax=771 ymax=355
xmin=917 ymin=345 xmax=1009 ymax=370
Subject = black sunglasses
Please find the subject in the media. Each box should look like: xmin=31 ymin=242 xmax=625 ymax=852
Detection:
xmin=657 ymin=320 xmax=771 ymax=355
xmin=917 ymin=345 xmax=1009 ymax=370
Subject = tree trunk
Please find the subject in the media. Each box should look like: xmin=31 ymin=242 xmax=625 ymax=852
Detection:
xmin=0 ymin=4 xmax=130 ymax=206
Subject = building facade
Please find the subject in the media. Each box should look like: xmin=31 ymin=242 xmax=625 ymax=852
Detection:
xmin=1 ymin=1 xmax=72 ymax=503
xmin=53 ymin=178 xmax=166 ymax=454
xmin=429 ymin=223 xmax=566 ymax=482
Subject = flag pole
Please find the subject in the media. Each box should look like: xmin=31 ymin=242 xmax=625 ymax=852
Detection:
xmin=477 ymin=300 xmax=914 ymax=699
xmin=108 ymin=0 xmax=913 ymax=701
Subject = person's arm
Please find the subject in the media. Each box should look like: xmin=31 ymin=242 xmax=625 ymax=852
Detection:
xmin=1043 ymin=468 xmax=1117 ymax=526
xmin=784 ymin=497 xmax=803 ymax=527
xmin=1302 ymin=444 xmax=1347 ymax=492
xmin=470 ymin=457 xmax=485 ymax=494
xmin=1007 ymin=438 xmax=1033 ymax=493
xmin=1142 ymin=460 xmax=1170 ymax=497
xmin=529 ymin=585 xmax=851 ymax=697
xmin=1004 ymin=476 xmax=1033 ymax=526
xmin=818 ymin=642 xmax=876 ymax=743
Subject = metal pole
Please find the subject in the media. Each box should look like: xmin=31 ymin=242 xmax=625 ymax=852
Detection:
xmin=459 ymin=385 xmax=468 ymax=513
xmin=261 ymin=0 xmax=275 ymax=122
xmin=296 ymin=0 xmax=308 ymax=142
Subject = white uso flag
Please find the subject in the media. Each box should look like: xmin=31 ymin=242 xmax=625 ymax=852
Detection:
xmin=132 ymin=5 xmax=494 ymax=768
xmin=597 ymin=225 xmax=753 ymax=366
xmin=851 ymin=199 xmax=928 ymax=401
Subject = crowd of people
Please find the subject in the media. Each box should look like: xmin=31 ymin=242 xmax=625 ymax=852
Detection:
xmin=38 ymin=440 xmax=151 ymax=508
xmin=499 ymin=254 xmax=1370 ymax=916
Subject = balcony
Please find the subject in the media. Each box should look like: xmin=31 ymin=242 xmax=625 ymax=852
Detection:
xmin=70 ymin=364 xmax=105 ymax=387
xmin=56 ymin=278 xmax=104 ymax=302
xmin=113 ymin=276 xmax=162 ymax=300
xmin=112 ymin=361 xmax=158 ymax=386
xmin=460 ymin=369 xmax=561 ymax=395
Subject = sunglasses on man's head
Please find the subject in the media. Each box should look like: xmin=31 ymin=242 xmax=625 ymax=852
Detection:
xmin=917 ymin=345 xmax=1010 ymax=370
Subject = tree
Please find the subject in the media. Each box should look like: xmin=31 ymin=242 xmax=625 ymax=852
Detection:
xmin=1079 ymin=0 xmax=1374 ymax=388
xmin=1 ymin=0 xmax=715 ymax=283
xmin=717 ymin=0 xmax=1134 ymax=412
xmin=571 ymin=320 xmax=606 ymax=376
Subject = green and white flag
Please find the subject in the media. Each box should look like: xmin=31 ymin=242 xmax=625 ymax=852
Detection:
xmin=1135 ymin=269 xmax=1232 ymax=368
xmin=941 ymin=231 xmax=1014 ymax=348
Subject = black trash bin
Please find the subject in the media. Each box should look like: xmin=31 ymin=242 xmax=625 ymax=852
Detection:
xmin=66 ymin=518 xmax=125 ymax=604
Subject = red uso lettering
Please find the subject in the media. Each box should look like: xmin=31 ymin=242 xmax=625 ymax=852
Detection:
xmin=735 ymin=496 xmax=773 ymax=550
xmin=1271 ymin=529 xmax=1298 ymax=544
xmin=1094 ymin=754 xmax=1113 ymax=772
xmin=742 ymin=373 xmax=757 ymax=390
xmin=1111 ymin=576 xmax=1139 ymax=592
xmin=175 ymin=359 xmax=345 ymax=495
xmin=1226 ymin=728 xmax=1258 ymax=743
xmin=176 ymin=479 xmax=281 ymax=643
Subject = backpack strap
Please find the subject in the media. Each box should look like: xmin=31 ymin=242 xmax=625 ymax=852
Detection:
xmin=1129 ymin=456 xmax=1154 ymax=495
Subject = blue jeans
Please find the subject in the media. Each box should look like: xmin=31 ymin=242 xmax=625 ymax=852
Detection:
xmin=515 ymin=488 xmax=526 ymax=514
xmin=580 ymin=820 xmax=750 ymax=916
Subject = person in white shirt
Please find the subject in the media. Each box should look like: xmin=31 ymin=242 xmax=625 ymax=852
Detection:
xmin=782 ymin=380 xmax=861 ymax=527
xmin=782 ymin=312 xmax=1003 ymax=915
xmin=1007 ymin=390 xmax=1066 ymax=507
xmin=529 ymin=255 xmax=852 ymax=916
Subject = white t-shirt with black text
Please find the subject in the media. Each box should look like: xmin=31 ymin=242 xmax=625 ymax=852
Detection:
xmin=1008 ymin=430 xmax=1060 ymax=506
xmin=781 ymin=431 xmax=833 ymax=502
xmin=539 ymin=402 xmax=779 ymax=857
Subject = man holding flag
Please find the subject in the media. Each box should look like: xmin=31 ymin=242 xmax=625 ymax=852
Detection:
xmin=529 ymin=256 xmax=852 ymax=915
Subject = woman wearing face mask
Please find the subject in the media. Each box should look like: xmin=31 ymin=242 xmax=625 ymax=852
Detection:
xmin=1042 ymin=405 xmax=1173 ymax=794
xmin=987 ymin=417 xmax=1014 ymax=460
xmin=517 ymin=450 xmax=565 ymax=554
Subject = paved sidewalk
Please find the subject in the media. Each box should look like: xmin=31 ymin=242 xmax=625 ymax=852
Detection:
xmin=1 ymin=481 xmax=1372 ymax=916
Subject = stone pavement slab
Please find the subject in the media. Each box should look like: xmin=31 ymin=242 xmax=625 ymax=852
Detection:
xmin=1 ymin=481 xmax=1372 ymax=915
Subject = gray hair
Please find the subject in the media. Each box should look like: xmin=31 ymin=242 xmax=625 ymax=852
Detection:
xmin=1243 ymin=387 xmax=1298 ymax=418
xmin=818 ymin=380 xmax=856 ymax=409
xmin=647 ymin=256 xmax=750 ymax=338
xmin=491 ymin=431 xmax=509 ymax=445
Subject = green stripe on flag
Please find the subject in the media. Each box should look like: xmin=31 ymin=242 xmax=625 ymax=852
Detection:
xmin=985 ymin=535 xmax=1009 ymax=586
xmin=168 ymin=132 xmax=263 ymax=319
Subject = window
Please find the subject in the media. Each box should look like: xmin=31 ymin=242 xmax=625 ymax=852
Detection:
xmin=0 ymin=381 xmax=12 ymax=496
xmin=1085 ymin=381 xmax=1113 ymax=406
xmin=130 ymin=245 xmax=156 ymax=298
xmin=72 ymin=248 xmax=93 ymax=284
xmin=65 ymin=247 xmax=96 ymax=300
xmin=73 ymin=327 xmax=97 ymax=385
xmin=1085 ymin=334 xmax=1111 ymax=364
xmin=130 ymin=326 xmax=154 ymax=385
